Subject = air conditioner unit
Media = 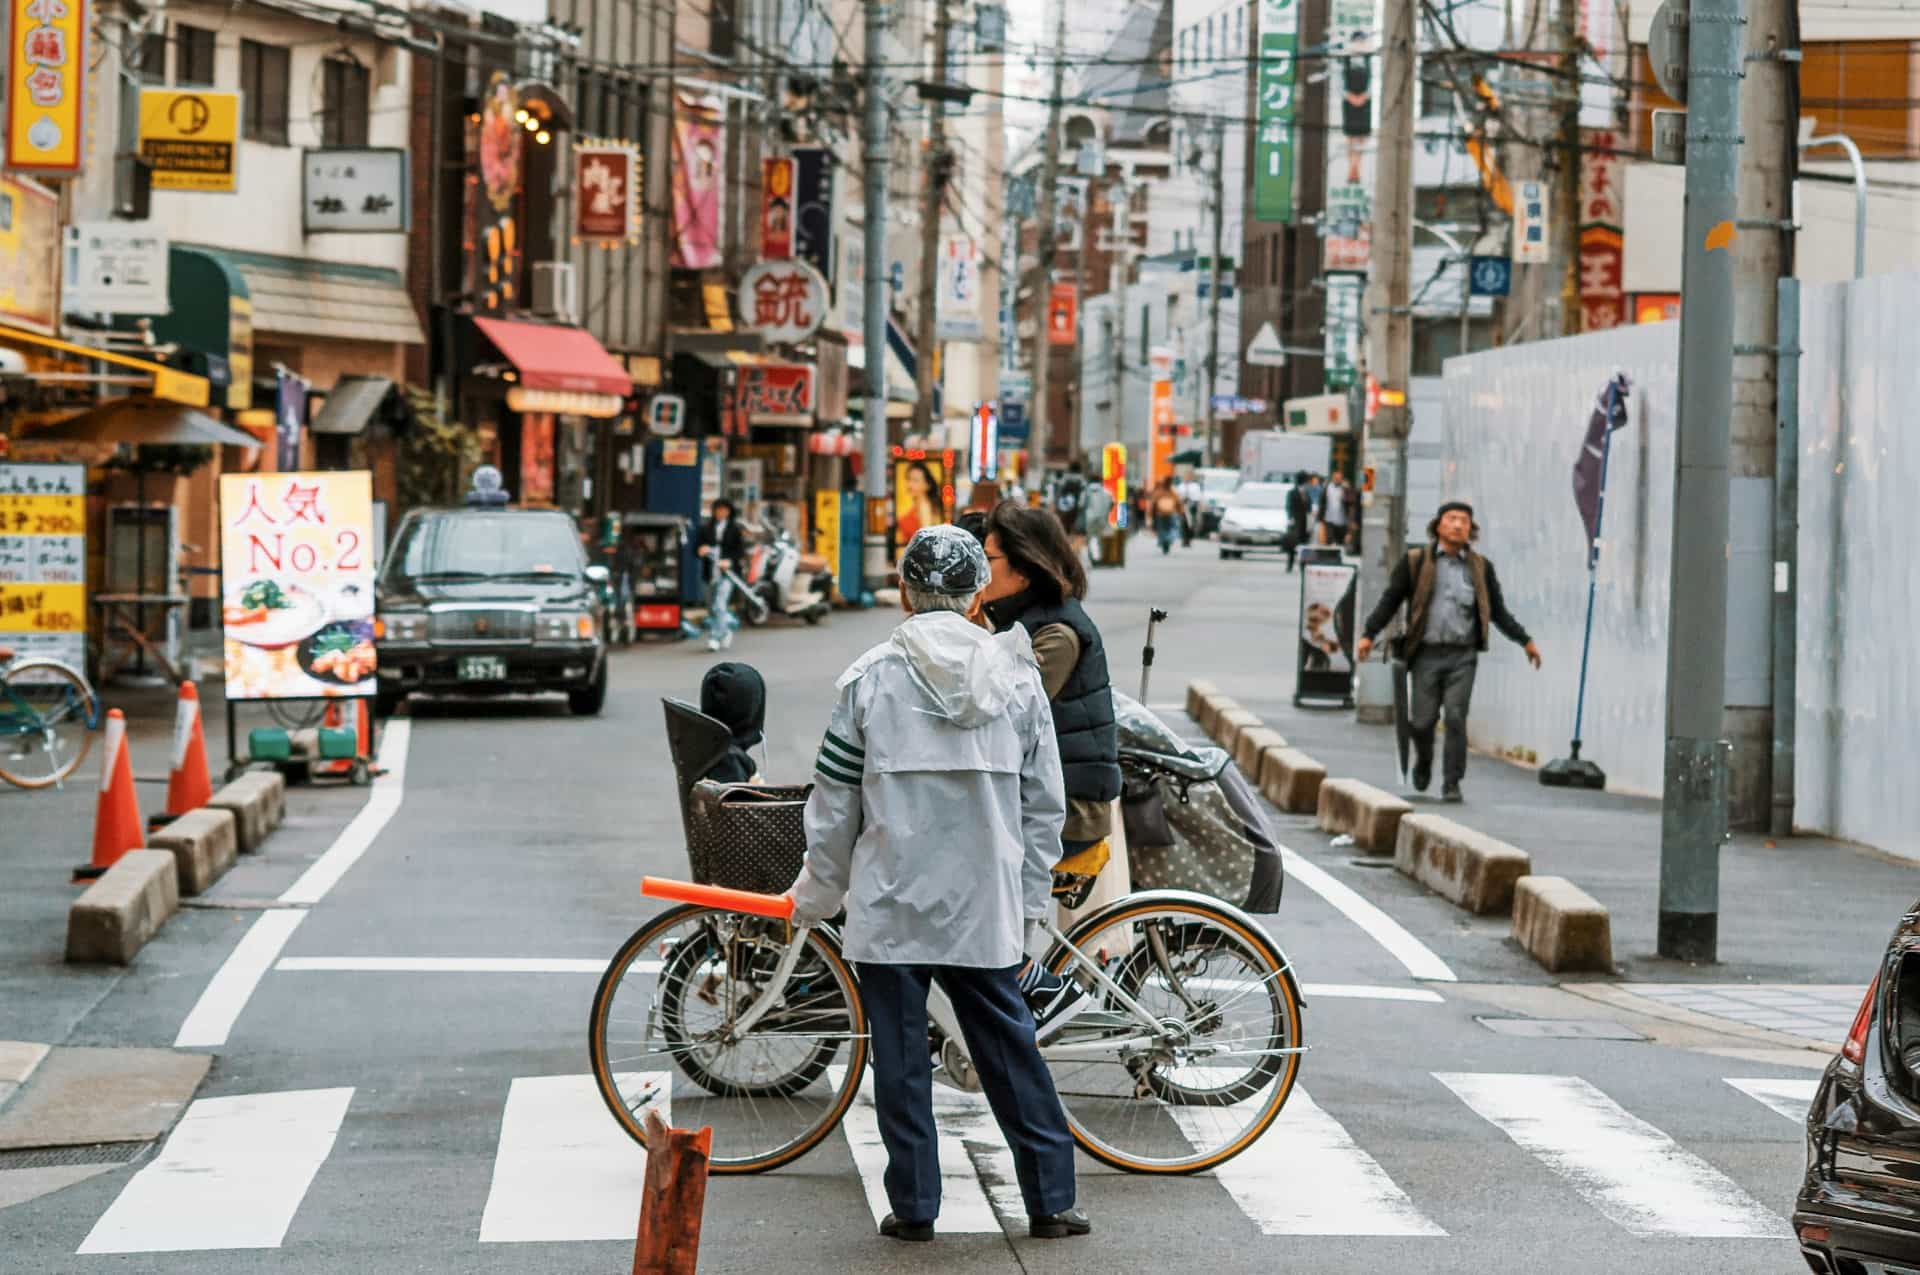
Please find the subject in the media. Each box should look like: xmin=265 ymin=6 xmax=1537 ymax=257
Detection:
xmin=531 ymin=261 xmax=578 ymax=324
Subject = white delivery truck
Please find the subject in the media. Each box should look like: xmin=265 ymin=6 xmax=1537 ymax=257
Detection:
xmin=1238 ymin=429 xmax=1332 ymax=483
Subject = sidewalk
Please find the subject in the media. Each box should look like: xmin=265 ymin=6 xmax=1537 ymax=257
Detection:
xmin=1218 ymin=677 xmax=1916 ymax=989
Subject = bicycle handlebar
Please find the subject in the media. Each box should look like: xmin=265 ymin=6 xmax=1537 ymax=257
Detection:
xmin=641 ymin=876 xmax=796 ymax=920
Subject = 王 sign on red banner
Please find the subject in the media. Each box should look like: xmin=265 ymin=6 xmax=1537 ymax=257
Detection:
xmin=737 ymin=363 xmax=815 ymax=422
xmin=1578 ymin=130 xmax=1625 ymax=332
xmin=574 ymin=142 xmax=638 ymax=243
xmin=761 ymin=157 xmax=795 ymax=260
xmin=1047 ymin=282 xmax=1077 ymax=346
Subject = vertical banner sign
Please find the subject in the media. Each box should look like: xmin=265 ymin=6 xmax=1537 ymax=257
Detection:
xmin=937 ymin=236 xmax=984 ymax=341
xmin=1047 ymin=282 xmax=1077 ymax=346
xmin=219 ymin=472 xmax=377 ymax=700
xmin=1101 ymin=444 xmax=1127 ymax=529
xmin=969 ymin=404 xmax=999 ymax=482
xmin=1514 ymin=180 xmax=1550 ymax=264
xmin=670 ymin=93 xmax=724 ymax=270
xmin=1253 ymin=0 xmax=1300 ymax=223
xmin=1578 ymin=131 xmax=1625 ymax=331
xmin=761 ymin=156 xmax=795 ymax=259
xmin=1323 ymin=274 xmax=1363 ymax=389
xmin=1295 ymin=558 xmax=1358 ymax=708
xmin=5 ymin=0 xmax=84 ymax=175
xmin=574 ymin=143 xmax=639 ymax=244
xmin=791 ymin=146 xmax=835 ymax=286
xmin=0 ymin=463 xmax=85 ymax=668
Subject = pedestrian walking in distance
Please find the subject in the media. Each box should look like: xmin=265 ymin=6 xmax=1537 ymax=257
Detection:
xmin=1283 ymin=470 xmax=1314 ymax=572
xmin=694 ymin=498 xmax=745 ymax=652
xmin=1149 ymin=477 xmax=1185 ymax=555
xmin=1319 ymin=471 xmax=1354 ymax=550
xmin=785 ymin=524 xmax=1088 ymax=1244
xmin=1355 ymin=501 xmax=1542 ymax=802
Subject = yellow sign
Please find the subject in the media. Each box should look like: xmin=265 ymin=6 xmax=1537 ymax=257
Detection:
xmin=219 ymin=472 xmax=377 ymax=700
xmin=0 ymin=463 xmax=85 ymax=666
xmin=0 ymin=581 xmax=83 ymax=631
xmin=227 ymin=296 xmax=254 ymax=410
xmin=5 ymin=0 xmax=85 ymax=174
xmin=0 ymin=177 xmax=58 ymax=333
xmin=813 ymin=489 xmax=839 ymax=565
xmin=138 ymin=87 xmax=240 ymax=192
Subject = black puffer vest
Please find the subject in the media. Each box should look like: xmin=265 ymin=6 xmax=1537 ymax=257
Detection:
xmin=987 ymin=591 xmax=1122 ymax=803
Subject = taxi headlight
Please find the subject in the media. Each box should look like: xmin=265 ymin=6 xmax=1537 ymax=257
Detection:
xmin=537 ymin=610 xmax=593 ymax=642
xmin=376 ymin=613 xmax=427 ymax=641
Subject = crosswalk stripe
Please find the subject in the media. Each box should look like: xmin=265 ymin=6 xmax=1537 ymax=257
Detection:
xmin=1168 ymin=1086 xmax=1446 ymax=1236
xmin=1725 ymin=1077 xmax=1820 ymax=1123
xmin=478 ymin=1073 xmax=665 ymax=1244
xmin=831 ymin=1067 xmax=1004 ymax=1233
xmin=77 ymin=1087 xmax=354 ymax=1254
xmin=1436 ymin=1073 xmax=1789 ymax=1238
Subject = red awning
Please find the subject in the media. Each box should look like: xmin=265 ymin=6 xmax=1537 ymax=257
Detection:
xmin=473 ymin=317 xmax=632 ymax=397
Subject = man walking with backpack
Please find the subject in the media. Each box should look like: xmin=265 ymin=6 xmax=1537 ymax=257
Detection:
xmin=1355 ymin=501 xmax=1542 ymax=802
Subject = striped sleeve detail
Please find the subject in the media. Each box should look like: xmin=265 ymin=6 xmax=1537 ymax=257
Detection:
xmin=815 ymin=730 xmax=865 ymax=785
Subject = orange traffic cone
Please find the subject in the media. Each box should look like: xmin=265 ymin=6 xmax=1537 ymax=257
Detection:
xmin=316 ymin=698 xmax=349 ymax=778
xmin=159 ymin=681 xmax=213 ymax=822
xmin=77 ymin=709 xmax=143 ymax=882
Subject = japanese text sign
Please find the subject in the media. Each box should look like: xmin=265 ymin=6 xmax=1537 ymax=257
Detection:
xmin=575 ymin=143 xmax=638 ymax=243
xmin=738 ymin=259 xmax=827 ymax=344
xmin=1253 ymin=0 xmax=1300 ymax=223
xmin=0 ymin=463 xmax=85 ymax=667
xmin=1578 ymin=132 xmax=1624 ymax=331
xmin=303 ymin=148 xmax=409 ymax=233
xmin=790 ymin=146 xmax=835 ymax=285
xmin=5 ymin=0 xmax=85 ymax=174
xmin=219 ymin=471 xmax=376 ymax=700
xmin=139 ymin=88 xmax=240 ymax=193
xmin=1047 ymin=282 xmax=1077 ymax=347
xmin=736 ymin=364 xmax=815 ymax=421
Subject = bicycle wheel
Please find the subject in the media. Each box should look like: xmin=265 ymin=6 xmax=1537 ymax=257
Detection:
xmin=588 ymin=903 xmax=869 ymax=1174
xmin=266 ymin=698 xmax=327 ymax=730
xmin=0 ymin=661 xmax=97 ymax=789
xmin=1043 ymin=893 xmax=1303 ymax=1175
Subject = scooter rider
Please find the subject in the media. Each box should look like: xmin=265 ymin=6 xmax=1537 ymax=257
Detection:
xmin=785 ymin=525 xmax=1088 ymax=1243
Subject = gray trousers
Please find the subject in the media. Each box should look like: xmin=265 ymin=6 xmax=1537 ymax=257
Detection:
xmin=1410 ymin=645 xmax=1478 ymax=785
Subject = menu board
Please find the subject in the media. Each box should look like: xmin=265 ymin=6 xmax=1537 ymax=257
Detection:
xmin=219 ymin=471 xmax=377 ymax=700
xmin=0 ymin=463 xmax=86 ymax=668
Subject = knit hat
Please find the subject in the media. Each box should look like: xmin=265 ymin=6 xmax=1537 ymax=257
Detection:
xmin=1436 ymin=500 xmax=1475 ymax=521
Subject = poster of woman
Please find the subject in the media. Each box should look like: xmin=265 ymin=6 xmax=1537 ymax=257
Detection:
xmin=1300 ymin=563 xmax=1357 ymax=673
xmin=892 ymin=457 xmax=947 ymax=557
xmin=671 ymin=97 xmax=724 ymax=270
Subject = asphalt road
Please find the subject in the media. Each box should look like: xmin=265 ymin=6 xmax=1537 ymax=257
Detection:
xmin=4 ymin=539 xmax=1825 ymax=1273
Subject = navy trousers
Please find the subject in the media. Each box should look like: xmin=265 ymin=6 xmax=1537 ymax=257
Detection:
xmin=855 ymin=961 xmax=1078 ymax=1224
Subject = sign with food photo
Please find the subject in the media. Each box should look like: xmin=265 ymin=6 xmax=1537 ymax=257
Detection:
xmin=218 ymin=471 xmax=377 ymax=700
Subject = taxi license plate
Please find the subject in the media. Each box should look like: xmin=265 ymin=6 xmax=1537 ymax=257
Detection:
xmin=458 ymin=656 xmax=507 ymax=681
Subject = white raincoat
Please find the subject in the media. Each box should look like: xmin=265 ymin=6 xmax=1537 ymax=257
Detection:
xmin=788 ymin=610 xmax=1067 ymax=966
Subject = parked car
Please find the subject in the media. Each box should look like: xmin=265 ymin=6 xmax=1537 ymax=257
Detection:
xmin=1794 ymin=902 xmax=1920 ymax=1273
xmin=1217 ymin=481 xmax=1294 ymax=560
xmin=373 ymin=506 xmax=609 ymax=716
xmin=1192 ymin=467 xmax=1242 ymax=537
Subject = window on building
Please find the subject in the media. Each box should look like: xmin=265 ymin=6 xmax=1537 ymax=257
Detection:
xmin=136 ymin=28 xmax=166 ymax=80
xmin=240 ymin=39 xmax=290 ymax=144
xmin=1204 ymin=16 xmax=1214 ymax=62
xmin=1235 ymin=7 xmax=1245 ymax=52
xmin=175 ymin=25 xmax=215 ymax=86
xmin=321 ymin=56 xmax=370 ymax=147
xmin=1419 ymin=57 xmax=1455 ymax=118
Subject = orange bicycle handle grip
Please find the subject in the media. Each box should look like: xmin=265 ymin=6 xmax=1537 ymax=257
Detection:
xmin=641 ymin=876 xmax=796 ymax=920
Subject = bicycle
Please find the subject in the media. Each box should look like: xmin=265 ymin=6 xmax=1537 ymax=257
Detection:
xmin=0 ymin=645 xmax=103 ymax=790
xmin=587 ymin=863 xmax=1306 ymax=1178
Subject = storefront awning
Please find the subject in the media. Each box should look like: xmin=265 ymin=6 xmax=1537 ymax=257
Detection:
xmin=0 ymin=324 xmax=210 ymax=406
xmin=311 ymin=375 xmax=393 ymax=436
xmin=473 ymin=317 xmax=632 ymax=397
xmin=181 ymin=247 xmax=426 ymax=345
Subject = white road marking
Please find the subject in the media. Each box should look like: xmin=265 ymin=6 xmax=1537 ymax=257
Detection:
xmin=1170 ymin=1086 xmax=1445 ymax=1236
xmin=276 ymin=956 xmax=628 ymax=974
xmin=1301 ymin=983 xmax=1446 ymax=1003
xmin=1726 ymin=1077 xmax=1820 ymax=1123
xmin=831 ymin=1067 xmax=1003 ymax=1233
xmin=479 ymin=1072 xmax=664 ymax=1244
xmin=279 ymin=719 xmax=411 ymax=906
xmin=1278 ymin=847 xmax=1457 ymax=982
xmin=173 ymin=909 xmax=307 ymax=1048
xmin=1436 ymin=1073 xmax=1789 ymax=1238
xmin=77 ymin=1087 xmax=353 ymax=1254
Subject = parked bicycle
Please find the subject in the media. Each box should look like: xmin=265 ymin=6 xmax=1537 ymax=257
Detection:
xmin=0 ymin=645 xmax=102 ymax=790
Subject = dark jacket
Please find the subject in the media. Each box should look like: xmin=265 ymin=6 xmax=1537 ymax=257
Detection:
xmin=696 ymin=517 xmax=746 ymax=583
xmin=1362 ymin=544 xmax=1531 ymax=663
xmin=699 ymin=661 xmax=765 ymax=783
xmin=984 ymin=590 xmax=1122 ymax=804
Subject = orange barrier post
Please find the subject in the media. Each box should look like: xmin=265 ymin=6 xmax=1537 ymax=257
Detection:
xmin=640 ymin=876 xmax=795 ymax=920
xmin=631 ymin=1109 xmax=712 ymax=1275
xmin=160 ymin=681 xmax=213 ymax=822
xmin=77 ymin=709 xmax=144 ymax=882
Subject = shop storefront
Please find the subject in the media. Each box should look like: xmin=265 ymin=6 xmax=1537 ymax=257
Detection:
xmin=461 ymin=316 xmax=631 ymax=514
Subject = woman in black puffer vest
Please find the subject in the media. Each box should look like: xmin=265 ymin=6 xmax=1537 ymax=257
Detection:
xmin=978 ymin=502 xmax=1122 ymax=854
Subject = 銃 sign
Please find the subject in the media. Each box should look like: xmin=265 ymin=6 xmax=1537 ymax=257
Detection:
xmin=738 ymin=259 xmax=828 ymax=344
xmin=1253 ymin=0 xmax=1300 ymax=223
xmin=5 ymin=0 xmax=85 ymax=174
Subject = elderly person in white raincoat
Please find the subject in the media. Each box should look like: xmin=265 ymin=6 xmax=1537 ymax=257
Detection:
xmin=786 ymin=525 xmax=1088 ymax=1244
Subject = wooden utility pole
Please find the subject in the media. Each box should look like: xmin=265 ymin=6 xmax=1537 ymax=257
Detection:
xmin=1031 ymin=0 xmax=1067 ymax=462
xmin=1554 ymin=0 xmax=1582 ymax=335
xmin=911 ymin=0 xmax=952 ymax=439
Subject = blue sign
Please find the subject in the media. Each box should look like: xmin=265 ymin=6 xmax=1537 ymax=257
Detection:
xmin=1469 ymin=255 xmax=1513 ymax=298
xmin=889 ymin=261 xmax=906 ymax=294
xmin=999 ymin=400 xmax=1029 ymax=443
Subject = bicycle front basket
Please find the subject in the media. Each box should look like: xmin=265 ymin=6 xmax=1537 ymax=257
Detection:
xmin=685 ymin=780 xmax=812 ymax=895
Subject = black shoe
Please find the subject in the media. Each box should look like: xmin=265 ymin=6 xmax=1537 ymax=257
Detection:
xmin=880 ymin=1214 xmax=934 ymax=1242
xmin=1411 ymin=761 xmax=1432 ymax=793
xmin=1029 ymin=1207 xmax=1092 ymax=1239
xmin=1024 ymin=968 xmax=1091 ymax=1043
xmin=1442 ymin=784 xmax=1463 ymax=803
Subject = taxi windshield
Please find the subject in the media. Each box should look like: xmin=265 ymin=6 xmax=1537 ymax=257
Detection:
xmin=386 ymin=512 xmax=583 ymax=583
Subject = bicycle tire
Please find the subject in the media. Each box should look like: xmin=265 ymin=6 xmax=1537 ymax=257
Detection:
xmin=0 ymin=660 xmax=98 ymax=789
xmin=588 ymin=903 xmax=869 ymax=1174
xmin=654 ymin=929 xmax=839 ymax=1098
xmin=1046 ymin=893 xmax=1303 ymax=1175
xmin=266 ymin=699 xmax=328 ymax=730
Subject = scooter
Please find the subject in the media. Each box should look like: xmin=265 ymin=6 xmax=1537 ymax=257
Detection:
xmin=740 ymin=519 xmax=832 ymax=626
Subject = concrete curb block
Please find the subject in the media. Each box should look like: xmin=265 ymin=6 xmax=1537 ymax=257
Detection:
xmin=1512 ymin=875 xmax=1614 ymax=973
xmin=1214 ymin=707 xmax=1261 ymax=755
xmin=1185 ymin=680 xmax=1220 ymax=722
xmin=1196 ymin=692 xmax=1240 ymax=737
xmin=1316 ymin=778 xmax=1413 ymax=854
xmin=1234 ymin=727 xmax=1289 ymax=780
xmin=1261 ymin=748 xmax=1328 ymax=813
xmin=207 ymin=771 xmax=286 ymax=852
xmin=146 ymin=808 xmax=239 ymax=896
xmin=1394 ymin=813 xmax=1533 ymax=915
xmin=67 ymin=850 xmax=179 ymax=965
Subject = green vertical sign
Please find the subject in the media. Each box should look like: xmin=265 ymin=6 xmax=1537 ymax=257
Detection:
xmin=1253 ymin=0 xmax=1299 ymax=223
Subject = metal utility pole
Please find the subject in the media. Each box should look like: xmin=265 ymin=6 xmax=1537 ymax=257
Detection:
xmin=1553 ymin=0 xmax=1582 ymax=335
xmin=1203 ymin=117 xmax=1226 ymax=466
xmin=911 ymin=0 xmax=952 ymax=440
xmin=1031 ymin=0 xmax=1067 ymax=463
xmin=1657 ymin=0 xmax=1744 ymax=961
xmin=1356 ymin=0 xmax=1415 ymax=724
xmin=862 ymin=0 xmax=893 ymax=591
